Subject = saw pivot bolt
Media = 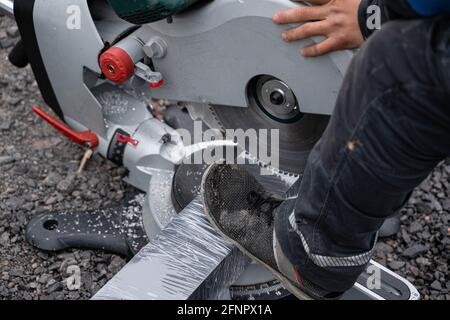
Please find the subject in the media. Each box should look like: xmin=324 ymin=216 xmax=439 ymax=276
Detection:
xmin=269 ymin=90 xmax=286 ymax=106
xmin=249 ymin=76 xmax=302 ymax=124
xmin=143 ymin=37 xmax=167 ymax=59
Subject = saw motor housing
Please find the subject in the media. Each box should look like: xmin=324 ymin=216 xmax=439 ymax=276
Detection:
xmin=14 ymin=0 xmax=353 ymax=187
xmin=107 ymin=0 xmax=202 ymax=24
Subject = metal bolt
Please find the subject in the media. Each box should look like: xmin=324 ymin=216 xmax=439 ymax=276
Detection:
xmin=270 ymin=90 xmax=285 ymax=106
xmin=143 ymin=37 xmax=168 ymax=59
xmin=107 ymin=65 xmax=115 ymax=74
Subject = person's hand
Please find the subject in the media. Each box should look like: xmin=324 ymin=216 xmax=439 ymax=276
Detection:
xmin=273 ymin=0 xmax=364 ymax=57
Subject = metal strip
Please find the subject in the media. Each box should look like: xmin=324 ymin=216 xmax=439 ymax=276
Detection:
xmin=354 ymin=282 xmax=385 ymax=300
xmin=370 ymin=260 xmax=420 ymax=300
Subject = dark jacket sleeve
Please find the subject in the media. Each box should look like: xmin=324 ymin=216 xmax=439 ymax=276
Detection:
xmin=358 ymin=0 xmax=421 ymax=39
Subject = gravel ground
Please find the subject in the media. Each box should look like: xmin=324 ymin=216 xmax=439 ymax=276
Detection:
xmin=0 ymin=15 xmax=128 ymax=300
xmin=0 ymin=15 xmax=449 ymax=300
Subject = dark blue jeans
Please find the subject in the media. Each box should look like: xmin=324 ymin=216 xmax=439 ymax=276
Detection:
xmin=275 ymin=17 xmax=450 ymax=293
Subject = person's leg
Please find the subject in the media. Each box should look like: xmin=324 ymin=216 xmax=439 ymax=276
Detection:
xmin=275 ymin=16 xmax=450 ymax=293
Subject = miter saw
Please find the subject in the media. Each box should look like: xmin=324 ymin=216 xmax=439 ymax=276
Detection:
xmin=1 ymin=0 xmax=419 ymax=300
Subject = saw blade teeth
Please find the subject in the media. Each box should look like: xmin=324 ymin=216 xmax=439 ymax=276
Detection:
xmin=184 ymin=103 xmax=301 ymax=179
xmin=240 ymin=150 xmax=300 ymax=179
xmin=207 ymin=105 xmax=226 ymax=132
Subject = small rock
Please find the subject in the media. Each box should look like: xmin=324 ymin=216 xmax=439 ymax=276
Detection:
xmin=95 ymin=263 xmax=107 ymax=274
xmin=57 ymin=174 xmax=76 ymax=193
xmin=46 ymin=278 xmax=57 ymax=288
xmin=54 ymin=292 xmax=65 ymax=300
xmin=375 ymin=242 xmax=393 ymax=254
xmin=79 ymin=251 xmax=92 ymax=261
xmin=38 ymin=274 xmax=53 ymax=285
xmin=43 ymin=172 xmax=62 ymax=187
xmin=420 ymin=230 xmax=431 ymax=240
xmin=403 ymin=244 xmax=429 ymax=258
xmin=409 ymin=266 xmax=420 ymax=277
xmin=416 ymin=202 xmax=431 ymax=214
xmin=108 ymin=255 xmax=125 ymax=273
xmin=430 ymin=200 xmax=443 ymax=212
xmin=6 ymin=26 xmax=19 ymax=38
xmin=47 ymin=262 xmax=62 ymax=271
xmin=401 ymin=229 xmax=411 ymax=243
xmin=22 ymin=202 xmax=34 ymax=212
xmin=442 ymin=199 xmax=450 ymax=211
xmin=0 ymin=121 xmax=12 ymax=131
xmin=67 ymin=292 xmax=80 ymax=299
xmin=430 ymin=280 xmax=442 ymax=291
xmin=45 ymin=282 xmax=63 ymax=294
xmin=0 ymin=232 xmax=10 ymax=246
xmin=9 ymin=269 xmax=25 ymax=278
xmin=5 ymin=95 xmax=22 ymax=106
xmin=408 ymin=221 xmax=422 ymax=234
xmin=416 ymin=257 xmax=431 ymax=266
xmin=29 ymin=282 xmax=38 ymax=289
xmin=57 ymin=252 xmax=75 ymax=261
xmin=45 ymin=196 xmax=58 ymax=205
xmin=420 ymin=180 xmax=432 ymax=192
xmin=88 ymin=178 xmax=100 ymax=188
xmin=388 ymin=261 xmax=405 ymax=270
xmin=0 ymin=38 xmax=14 ymax=49
xmin=0 ymin=156 xmax=14 ymax=166
xmin=60 ymin=258 xmax=78 ymax=273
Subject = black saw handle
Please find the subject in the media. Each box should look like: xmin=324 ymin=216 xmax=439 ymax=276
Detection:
xmin=8 ymin=39 xmax=29 ymax=68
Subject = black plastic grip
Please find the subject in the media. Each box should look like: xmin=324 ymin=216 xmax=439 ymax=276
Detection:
xmin=8 ymin=39 xmax=29 ymax=68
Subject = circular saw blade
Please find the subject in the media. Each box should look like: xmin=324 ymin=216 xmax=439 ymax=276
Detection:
xmin=210 ymin=104 xmax=329 ymax=175
xmin=208 ymin=75 xmax=329 ymax=175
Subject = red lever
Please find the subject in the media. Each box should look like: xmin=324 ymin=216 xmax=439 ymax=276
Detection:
xmin=116 ymin=133 xmax=139 ymax=147
xmin=32 ymin=105 xmax=99 ymax=149
xmin=148 ymin=79 xmax=164 ymax=88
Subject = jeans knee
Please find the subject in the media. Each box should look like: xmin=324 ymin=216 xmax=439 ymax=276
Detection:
xmin=351 ymin=19 xmax=439 ymax=99
xmin=360 ymin=20 xmax=411 ymax=64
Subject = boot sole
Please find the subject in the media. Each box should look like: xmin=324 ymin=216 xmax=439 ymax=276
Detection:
xmin=201 ymin=164 xmax=313 ymax=301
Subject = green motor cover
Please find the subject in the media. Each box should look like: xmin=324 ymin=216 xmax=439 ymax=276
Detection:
xmin=108 ymin=0 xmax=203 ymax=25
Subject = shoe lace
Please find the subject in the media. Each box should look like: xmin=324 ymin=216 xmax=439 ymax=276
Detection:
xmin=247 ymin=191 xmax=281 ymax=226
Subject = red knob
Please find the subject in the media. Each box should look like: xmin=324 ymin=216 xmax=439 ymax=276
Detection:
xmin=149 ymin=79 xmax=164 ymax=88
xmin=99 ymin=47 xmax=135 ymax=84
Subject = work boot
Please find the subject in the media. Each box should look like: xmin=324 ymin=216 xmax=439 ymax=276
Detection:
xmin=201 ymin=164 xmax=342 ymax=300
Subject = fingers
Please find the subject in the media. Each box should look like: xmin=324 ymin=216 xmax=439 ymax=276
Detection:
xmin=273 ymin=6 xmax=328 ymax=24
xmin=300 ymin=0 xmax=331 ymax=4
xmin=273 ymin=0 xmax=363 ymax=57
xmin=282 ymin=21 xmax=329 ymax=42
xmin=290 ymin=0 xmax=331 ymax=4
xmin=300 ymin=38 xmax=340 ymax=57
